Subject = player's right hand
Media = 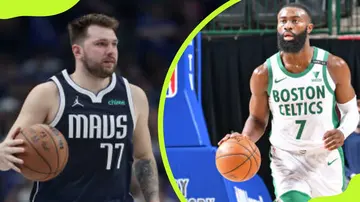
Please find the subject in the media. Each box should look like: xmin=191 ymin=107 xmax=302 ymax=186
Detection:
xmin=218 ymin=132 xmax=243 ymax=145
xmin=0 ymin=127 xmax=24 ymax=173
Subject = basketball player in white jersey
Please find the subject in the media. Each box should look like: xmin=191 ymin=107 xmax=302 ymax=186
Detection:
xmin=219 ymin=3 xmax=359 ymax=202
xmin=0 ymin=14 xmax=160 ymax=202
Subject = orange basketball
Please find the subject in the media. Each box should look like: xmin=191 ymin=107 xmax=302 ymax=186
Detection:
xmin=215 ymin=136 xmax=261 ymax=182
xmin=14 ymin=124 xmax=69 ymax=182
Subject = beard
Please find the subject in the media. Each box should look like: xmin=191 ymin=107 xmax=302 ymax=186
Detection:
xmin=81 ymin=52 xmax=117 ymax=78
xmin=277 ymin=28 xmax=308 ymax=53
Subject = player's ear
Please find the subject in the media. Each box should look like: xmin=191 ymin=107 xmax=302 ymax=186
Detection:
xmin=307 ymin=23 xmax=314 ymax=34
xmin=72 ymin=44 xmax=82 ymax=58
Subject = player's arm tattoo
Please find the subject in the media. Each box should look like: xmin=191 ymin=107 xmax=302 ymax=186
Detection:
xmin=134 ymin=158 xmax=159 ymax=201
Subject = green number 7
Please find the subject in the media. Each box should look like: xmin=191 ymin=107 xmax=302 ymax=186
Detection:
xmin=295 ymin=120 xmax=306 ymax=139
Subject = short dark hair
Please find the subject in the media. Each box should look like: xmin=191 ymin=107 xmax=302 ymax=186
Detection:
xmin=67 ymin=13 xmax=119 ymax=45
xmin=279 ymin=3 xmax=313 ymax=23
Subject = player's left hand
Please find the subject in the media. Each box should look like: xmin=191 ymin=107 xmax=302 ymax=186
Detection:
xmin=323 ymin=129 xmax=345 ymax=151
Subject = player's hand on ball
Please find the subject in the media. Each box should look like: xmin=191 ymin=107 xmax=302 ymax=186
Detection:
xmin=0 ymin=127 xmax=24 ymax=173
xmin=218 ymin=132 xmax=243 ymax=145
xmin=323 ymin=129 xmax=345 ymax=151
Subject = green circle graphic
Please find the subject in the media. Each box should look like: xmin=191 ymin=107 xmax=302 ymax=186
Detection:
xmin=0 ymin=0 xmax=79 ymax=19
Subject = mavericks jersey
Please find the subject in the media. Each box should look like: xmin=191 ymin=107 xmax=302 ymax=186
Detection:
xmin=30 ymin=69 xmax=135 ymax=202
xmin=267 ymin=47 xmax=339 ymax=151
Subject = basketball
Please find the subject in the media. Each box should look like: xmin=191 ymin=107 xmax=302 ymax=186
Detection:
xmin=215 ymin=136 xmax=261 ymax=182
xmin=14 ymin=124 xmax=69 ymax=182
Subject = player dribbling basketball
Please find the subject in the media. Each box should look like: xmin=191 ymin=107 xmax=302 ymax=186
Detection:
xmin=219 ymin=3 xmax=359 ymax=202
xmin=0 ymin=14 xmax=160 ymax=202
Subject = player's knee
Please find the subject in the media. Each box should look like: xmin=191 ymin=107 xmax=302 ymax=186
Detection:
xmin=278 ymin=190 xmax=311 ymax=202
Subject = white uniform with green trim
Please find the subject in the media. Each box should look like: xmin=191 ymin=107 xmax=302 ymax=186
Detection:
xmin=266 ymin=47 xmax=345 ymax=200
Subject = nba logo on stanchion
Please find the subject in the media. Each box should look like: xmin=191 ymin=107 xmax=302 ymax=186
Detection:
xmin=166 ymin=66 xmax=178 ymax=98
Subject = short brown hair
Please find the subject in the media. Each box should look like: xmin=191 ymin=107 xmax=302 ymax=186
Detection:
xmin=67 ymin=13 xmax=119 ymax=44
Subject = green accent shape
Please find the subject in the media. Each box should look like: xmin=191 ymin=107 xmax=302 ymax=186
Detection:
xmin=338 ymin=147 xmax=346 ymax=192
xmin=274 ymin=77 xmax=287 ymax=83
xmin=266 ymin=58 xmax=273 ymax=96
xmin=157 ymin=0 xmax=241 ymax=201
xmin=327 ymin=158 xmax=338 ymax=166
xmin=280 ymin=190 xmax=311 ymax=202
xmin=313 ymin=71 xmax=320 ymax=78
xmin=0 ymin=0 xmax=79 ymax=19
xmin=310 ymin=174 xmax=360 ymax=202
xmin=322 ymin=52 xmax=334 ymax=95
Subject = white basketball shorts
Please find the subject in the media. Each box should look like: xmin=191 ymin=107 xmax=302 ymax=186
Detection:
xmin=270 ymin=145 xmax=346 ymax=201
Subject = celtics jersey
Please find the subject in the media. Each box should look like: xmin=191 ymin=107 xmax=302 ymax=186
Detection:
xmin=267 ymin=47 xmax=339 ymax=151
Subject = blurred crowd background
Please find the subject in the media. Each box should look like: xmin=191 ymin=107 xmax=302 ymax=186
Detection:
xmin=0 ymin=0 xmax=226 ymax=201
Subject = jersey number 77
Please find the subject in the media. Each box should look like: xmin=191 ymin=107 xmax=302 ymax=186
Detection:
xmin=100 ymin=143 xmax=125 ymax=170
